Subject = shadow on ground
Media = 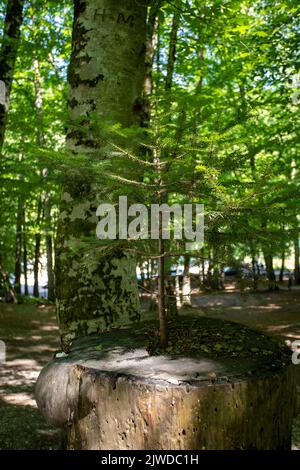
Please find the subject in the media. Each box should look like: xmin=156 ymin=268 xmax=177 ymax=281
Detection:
xmin=1 ymin=290 xmax=300 ymax=449
xmin=0 ymin=303 xmax=61 ymax=449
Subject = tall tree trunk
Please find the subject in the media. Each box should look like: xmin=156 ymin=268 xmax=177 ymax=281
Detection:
xmin=149 ymin=258 xmax=157 ymax=312
xmin=145 ymin=260 xmax=150 ymax=290
xmin=56 ymin=0 xmax=147 ymax=348
xmin=142 ymin=0 xmax=162 ymax=125
xmin=22 ymin=211 xmax=28 ymax=296
xmin=33 ymin=233 xmax=41 ymax=297
xmin=182 ymin=255 xmax=191 ymax=306
xmin=33 ymin=57 xmax=54 ymax=300
xmin=200 ymin=255 xmax=205 ymax=289
xmin=33 ymin=199 xmax=42 ymax=298
xmin=279 ymin=249 xmax=285 ymax=283
xmin=294 ymin=233 xmax=300 ymax=285
xmin=0 ymin=262 xmax=17 ymax=303
xmin=14 ymin=146 xmax=25 ymax=294
xmin=261 ymin=219 xmax=277 ymax=291
xmin=0 ymin=0 xmax=25 ymax=152
xmin=139 ymin=261 xmax=145 ymax=288
xmin=14 ymin=198 xmax=23 ymax=295
xmin=45 ymin=198 xmax=55 ymax=301
xmin=290 ymin=159 xmax=300 ymax=285
xmin=210 ymin=239 xmax=222 ymax=290
xmin=175 ymin=270 xmax=181 ymax=308
xmin=165 ymin=10 xmax=180 ymax=91
xmin=33 ymin=58 xmax=45 ymax=146
xmin=32 ymin=58 xmax=45 ymax=299
xmin=207 ymin=248 xmax=213 ymax=289
xmin=263 ymin=251 xmax=277 ymax=291
xmin=250 ymin=244 xmax=258 ymax=291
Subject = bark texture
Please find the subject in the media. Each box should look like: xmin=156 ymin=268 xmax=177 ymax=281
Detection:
xmin=142 ymin=0 xmax=162 ymax=125
xmin=14 ymin=197 xmax=23 ymax=294
xmin=56 ymin=0 xmax=148 ymax=347
xmin=36 ymin=323 xmax=298 ymax=450
xmin=45 ymin=198 xmax=55 ymax=301
xmin=22 ymin=213 xmax=29 ymax=296
xmin=0 ymin=0 xmax=24 ymax=151
xmin=65 ymin=367 xmax=296 ymax=450
xmin=294 ymin=233 xmax=300 ymax=285
xmin=182 ymin=255 xmax=191 ymax=306
xmin=165 ymin=10 xmax=180 ymax=91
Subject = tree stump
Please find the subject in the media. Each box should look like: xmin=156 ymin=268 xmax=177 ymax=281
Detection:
xmin=35 ymin=317 xmax=298 ymax=450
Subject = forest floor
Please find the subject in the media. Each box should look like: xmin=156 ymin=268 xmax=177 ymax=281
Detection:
xmin=0 ymin=303 xmax=61 ymax=449
xmin=0 ymin=288 xmax=300 ymax=449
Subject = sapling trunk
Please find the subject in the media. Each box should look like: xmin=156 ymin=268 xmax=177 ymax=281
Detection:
xmin=158 ymin=211 xmax=167 ymax=348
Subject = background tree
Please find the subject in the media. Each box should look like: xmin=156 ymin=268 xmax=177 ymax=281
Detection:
xmin=0 ymin=0 xmax=24 ymax=151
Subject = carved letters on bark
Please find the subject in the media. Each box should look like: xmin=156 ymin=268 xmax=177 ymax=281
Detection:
xmin=94 ymin=9 xmax=134 ymax=27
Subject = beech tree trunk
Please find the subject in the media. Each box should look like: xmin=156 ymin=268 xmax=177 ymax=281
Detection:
xmin=294 ymin=233 xmax=300 ymax=285
xmin=33 ymin=234 xmax=41 ymax=298
xmin=14 ymin=197 xmax=23 ymax=294
xmin=263 ymin=251 xmax=277 ymax=291
xmin=0 ymin=265 xmax=17 ymax=303
xmin=33 ymin=198 xmax=42 ymax=298
xmin=261 ymin=220 xmax=277 ymax=291
xmin=22 ymin=212 xmax=29 ymax=296
xmin=33 ymin=58 xmax=55 ymax=300
xmin=279 ymin=249 xmax=285 ymax=283
xmin=56 ymin=0 xmax=147 ymax=348
xmin=251 ymin=251 xmax=258 ymax=291
xmin=32 ymin=59 xmax=46 ymax=299
xmin=175 ymin=269 xmax=182 ymax=308
xmin=182 ymin=255 xmax=191 ymax=306
xmin=165 ymin=10 xmax=180 ymax=91
xmin=142 ymin=0 xmax=162 ymax=125
xmin=0 ymin=0 xmax=24 ymax=152
xmin=45 ymin=198 xmax=55 ymax=301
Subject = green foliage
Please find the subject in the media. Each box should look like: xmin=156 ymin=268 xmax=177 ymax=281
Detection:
xmin=0 ymin=0 xmax=299 ymax=287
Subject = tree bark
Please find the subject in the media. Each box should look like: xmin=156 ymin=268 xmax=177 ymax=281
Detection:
xmin=45 ymin=198 xmax=55 ymax=301
xmin=200 ymin=255 xmax=205 ymax=289
xmin=56 ymin=0 xmax=147 ymax=348
xmin=294 ymin=234 xmax=300 ymax=285
xmin=175 ymin=261 xmax=182 ymax=308
xmin=261 ymin=219 xmax=277 ymax=291
xmin=250 ymin=245 xmax=258 ymax=291
xmin=0 ymin=0 xmax=25 ymax=152
xmin=33 ymin=58 xmax=45 ymax=146
xmin=165 ymin=10 xmax=180 ymax=91
xmin=33 ymin=57 xmax=55 ymax=300
xmin=22 ymin=211 xmax=28 ymax=296
xmin=36 ymin=323 xmax=297 ymax=450
xmin=32 ymin=58 xmax=46 ymax=299
xmin=263 ymin=251 xmax=277 ymax=291
xmin=33 ymin=198 xmax=42 ymax=298
xmin=279 ymin=249 xmax=285 ymax=283
xmin=0 ymin=263 xmax=17 ymax=303
xmin=182 ymin=255 xmax=191 ymax=306
xmin=142 ymin=0 xmax=162 ymax=125
xmin=14 ymin=197 xmax=23 ymax=295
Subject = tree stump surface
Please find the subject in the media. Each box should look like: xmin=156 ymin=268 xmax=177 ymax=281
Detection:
xmin=35 ymin=317 xmax=298 ymax=450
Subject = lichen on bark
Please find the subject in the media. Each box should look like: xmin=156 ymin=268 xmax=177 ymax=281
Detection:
xmin=56 ymin=0 xmax=148 ymax=348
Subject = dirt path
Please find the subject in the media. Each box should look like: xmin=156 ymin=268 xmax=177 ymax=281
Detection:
xmin=0 ymin=303 xmax=61 ymax=449
xmin=192 ymin=289 xmax=300 ymax=343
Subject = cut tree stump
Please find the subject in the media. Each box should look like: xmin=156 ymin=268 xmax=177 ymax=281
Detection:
xmin=35 ymin=317 xmax=298 ymax=450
